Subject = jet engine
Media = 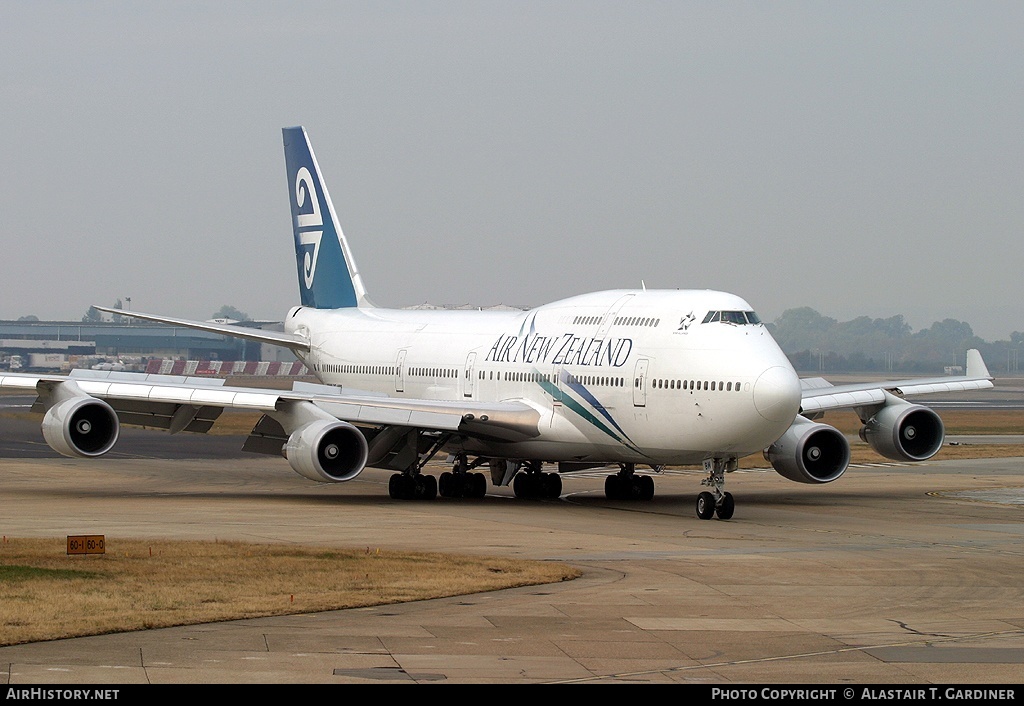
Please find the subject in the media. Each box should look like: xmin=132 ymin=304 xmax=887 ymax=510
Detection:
xmin=284 ymin=419 xmax=369 ymax=482
xmin=859 ymin=398 xmax=944 ymax=461
xmin=764 ymin=416 xmax=850 ymax=484
xmin=41 ymin=395 xmax=120 ymax=458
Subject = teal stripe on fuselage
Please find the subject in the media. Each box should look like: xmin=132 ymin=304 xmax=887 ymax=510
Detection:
xmin=535 ymin=371 xmax=642 ymax=455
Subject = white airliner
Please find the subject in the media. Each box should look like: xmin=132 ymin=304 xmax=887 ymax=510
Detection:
xmin=0 ymin=127 xmax=994 ymax=519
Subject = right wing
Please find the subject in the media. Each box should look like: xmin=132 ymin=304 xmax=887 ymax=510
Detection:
xmin=0 ymin=369 xmax=540 ymax=481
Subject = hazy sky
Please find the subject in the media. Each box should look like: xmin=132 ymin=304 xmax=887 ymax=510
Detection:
xmin=2 ymin=2 xmax=1022 ymax=340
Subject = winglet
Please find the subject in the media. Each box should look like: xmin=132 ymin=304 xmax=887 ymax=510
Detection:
xmin=966 ymin=349 xmax=991 ymax=380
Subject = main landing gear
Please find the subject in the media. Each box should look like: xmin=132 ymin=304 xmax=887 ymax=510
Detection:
xmin=388 ymin=472 xmax=437 ymax=500
xmin=390 ymin=454 xmax=488 ymax=500
xmin=389 ymin=433 xmax=451 ymax=500
xmin=696 ymin=457 xmax=736 ymax=520
xmin=512 ymin=461 xmax=562 ymax=499
xmin=439 ymin=454 xmax=487 ymax=498
xmin=604 ymin=463 xmax=655 ymax=501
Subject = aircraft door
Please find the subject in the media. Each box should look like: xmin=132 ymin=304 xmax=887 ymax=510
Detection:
xmin=596 ymin=293 xmax=634 ymax=339
xmin=395 ymin=349 xmax=407 ymax=393
xmin=633 ymin=358 xmax=649 ymax=407
xmin=464 ymin=352 xmax=477 ymax=398
xmin=551 ymin=366 xmax=563 ymax=402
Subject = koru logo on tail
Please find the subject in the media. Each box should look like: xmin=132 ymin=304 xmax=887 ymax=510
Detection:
xmin=294 ymin=167 xmax=323 ymax=289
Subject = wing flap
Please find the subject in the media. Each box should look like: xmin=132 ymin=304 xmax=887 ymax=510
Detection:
xmin=0 ymin=374 xmax=42 ymax=392
xmin=71 ymin=379 xmax=281 ymax=411
xmin=313 ymin=400 xmax=474 ymax=431
xmin=242 ymin=415 xmax=289 ymax=455
xmin=107 ymin=399 xmax=223 ymax=434
xmin=894 ymin=379 xmax=994 ymax=396
xmin=800 ymin=389 xmax=885 ymax=414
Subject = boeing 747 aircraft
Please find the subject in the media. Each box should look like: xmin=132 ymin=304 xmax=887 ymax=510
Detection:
xmin=0 ymin=127 xmax=994 ymax=519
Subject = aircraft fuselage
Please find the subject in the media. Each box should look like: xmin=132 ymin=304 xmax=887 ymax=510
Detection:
xmin=288 ymin=288 xmax=802 ymax=466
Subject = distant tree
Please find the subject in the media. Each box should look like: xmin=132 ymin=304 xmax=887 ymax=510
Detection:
xmin=111 ymin=299 xmax=125 ymax=324
xmin=904 ymin=319 xmax=983 ymax=367
xmin=17 ymin=315 xmax=39 ymax=321
xmin=774 ymin=308 xmax=993 ymax=372
xmin=212 ymin=305 xmax=249 ymax=321
xmin=82 ymin=306 xmax=102 ymax=322
xmin=769 ymin=307 xmax=837 ymax=353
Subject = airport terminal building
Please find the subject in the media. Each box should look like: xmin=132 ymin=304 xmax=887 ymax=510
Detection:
xmin=0 ymin=305 xmax=523 ymax=373
xmin=0 ymin=319 xmax=293 ymax=372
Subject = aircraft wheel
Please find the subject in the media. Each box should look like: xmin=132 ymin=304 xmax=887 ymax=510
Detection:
xmin=418 ymin=474 xmax=437 ymax=500
xmin=472 ymin=472 xmax=487 ymax=498
xmin=639 ymin=475 xmax=655 ymax=501
xmin=389 ymin=474 xmax=416 ymax=500
xmin=388 ymin=474 xmax=403 ymax=499
xmin=605 ymin=475 xmax=622 ymax=500
xmin=513 ymin=472 xmax=530 ymax=498
xmin=696 ymin=491 xmax=716 ymax=520
xmin=716 ymin=492 xmax=735 ymax=520
xmin=438 ymin=472 xmax=452 ymax=497
xmin=544 ymin=473 xmax=562 ymax=499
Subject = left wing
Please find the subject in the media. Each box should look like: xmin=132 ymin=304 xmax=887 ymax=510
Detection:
xmin=92 ymin=306 xmax=310 ymax=352
xmin=799 ymin=349 xmax=993 ymax=415
xmin=0 ymin=369 xmax=540 ymax=482
xmin=762 ymin=349 xmax=994 ymax=485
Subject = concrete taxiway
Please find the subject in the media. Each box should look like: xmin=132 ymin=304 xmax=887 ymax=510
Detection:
xmin=1 ymin=427 xmax=1023 ymax=684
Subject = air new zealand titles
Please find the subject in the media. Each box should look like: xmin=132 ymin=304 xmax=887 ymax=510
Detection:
xmin=485 ymin=332 xmax=633 ymax=368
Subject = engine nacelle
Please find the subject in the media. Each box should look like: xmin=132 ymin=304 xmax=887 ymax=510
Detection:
xmin=41 ymin=396 xmax=120 ymax=458
xmin=859 ymin=400 xmax=944 ymax=461
xmin=764 ymin=417 xmax=850 ymax=484
xmin=284 ymin=419 xmax=369 ymax=482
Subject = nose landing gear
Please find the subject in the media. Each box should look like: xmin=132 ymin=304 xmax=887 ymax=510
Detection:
xmin=697 ymin=457 xmax=737 ymax=520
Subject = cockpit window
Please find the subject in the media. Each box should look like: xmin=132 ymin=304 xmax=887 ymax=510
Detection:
xmin=701 ymin=310 xmax=763 ymax=326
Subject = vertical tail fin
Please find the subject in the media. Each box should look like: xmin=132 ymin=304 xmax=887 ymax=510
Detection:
xmin=282 ymin=126 xmax=371 ymax=309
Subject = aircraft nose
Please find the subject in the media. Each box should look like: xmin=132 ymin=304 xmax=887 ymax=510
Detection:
xmin=753 ymin=365 xmax=802 ymax=423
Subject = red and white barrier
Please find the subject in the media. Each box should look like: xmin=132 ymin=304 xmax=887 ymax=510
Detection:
xmin=144 ymin=359 xmax=308 ymax=376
